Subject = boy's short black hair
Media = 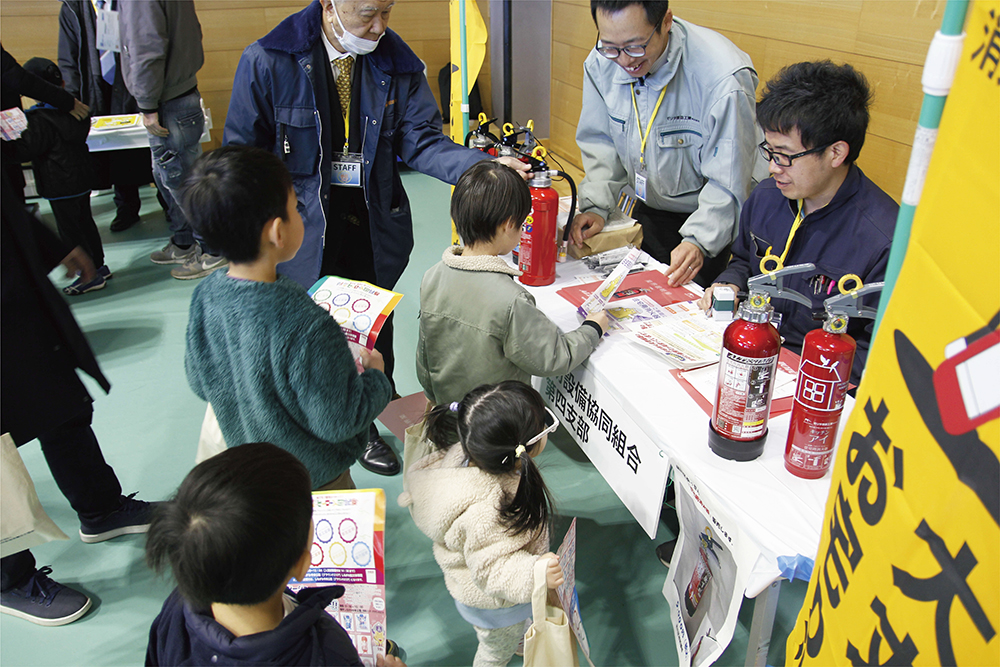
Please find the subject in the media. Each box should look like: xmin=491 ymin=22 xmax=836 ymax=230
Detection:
xmin=181 ymin=145 xmax=294 ymax=263
xmin=23 ymin=58 xmax=63 ymax=87
xmin=757 ymin=61 xmax=873 ymax=164
xmin=451 ymin=161 xmax=531 ymax=247
xmin=591 ymin=1 xmax=670 ymax=29
xmin=146 ymin=442 xmax=313 ymax=609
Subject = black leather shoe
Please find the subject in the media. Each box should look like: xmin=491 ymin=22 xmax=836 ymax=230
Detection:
xmin=359 ymin=424 xmax=400 ymax=476
xmin=656 ymin=539 xmax=677 ymax=567
xmin=110 ymin=212 xmax=141 ymax=232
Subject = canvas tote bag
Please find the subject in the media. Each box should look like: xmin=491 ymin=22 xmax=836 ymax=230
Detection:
xmin=195 ymin=403 xmax=228 ymax=464
xmin=1 ymin=433 xmax=69 ymax=558
xmin=523 ymin=557 xmax=579 ymax=667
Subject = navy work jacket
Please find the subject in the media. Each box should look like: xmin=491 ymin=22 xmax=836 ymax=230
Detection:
xmin=224 ymin=1 xmax=487 ymax=289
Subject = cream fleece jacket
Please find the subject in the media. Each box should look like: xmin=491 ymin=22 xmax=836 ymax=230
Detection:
xmin=398 ymin=445 xmax=550 ymax=610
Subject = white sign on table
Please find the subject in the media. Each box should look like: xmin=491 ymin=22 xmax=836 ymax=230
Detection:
xmin=536 ymin=364 xmax=671 ymax=538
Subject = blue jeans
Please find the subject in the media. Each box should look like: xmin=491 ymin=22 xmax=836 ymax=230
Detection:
xmin=148 ymin=89 xmax=203 ymax=248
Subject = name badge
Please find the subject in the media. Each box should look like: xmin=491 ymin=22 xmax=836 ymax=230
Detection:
xmin=331 ymin=153 xmax=364 ymax=188
xmin=634 ymin=170 xmax=647 ymax=202
xmin=95 ymin=7 xmax=120 ymax=53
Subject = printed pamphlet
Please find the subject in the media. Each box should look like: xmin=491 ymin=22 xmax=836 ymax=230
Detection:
xmin=288 ymin=488 xmax=387 ymax=667
xmin=309 ymin=276 xmax=402 ymax=352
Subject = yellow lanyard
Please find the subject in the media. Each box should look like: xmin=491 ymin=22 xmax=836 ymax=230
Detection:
xmin=343 ymin=105 xmax=350 ymax=155
xmin=766 ymin=199 xmax=804 ymax=265
xmin=631 ymin=83 xmax=668 ymax=168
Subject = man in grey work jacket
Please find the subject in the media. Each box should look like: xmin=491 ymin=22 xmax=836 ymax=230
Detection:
xmin=570 ymin=0 xmax=764 ymax=288
xmin=224 ymin=0 xmax=526 ymax=476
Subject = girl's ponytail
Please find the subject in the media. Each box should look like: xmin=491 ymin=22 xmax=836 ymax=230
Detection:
xmin=424 ymin=400 xmax=464 ymax=451
xmin=500 ymin=444 xmax=552 ymax=536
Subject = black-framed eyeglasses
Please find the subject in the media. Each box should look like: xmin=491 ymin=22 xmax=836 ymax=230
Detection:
xmin=758 ymin=141 xmax=831 ymax=167
xmin=596 ymin=28 xmax=657 ymax=59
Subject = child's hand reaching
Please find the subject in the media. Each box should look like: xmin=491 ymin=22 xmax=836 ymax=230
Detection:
xmin=540 ymin=553 xmax=564 ymax=589
xmin=359 ymin=347 xmax=385 ymax=373
xmin=584 ymin=309 xmax=610 ymax=335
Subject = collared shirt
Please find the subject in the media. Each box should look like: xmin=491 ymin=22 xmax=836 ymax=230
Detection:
xmin=320 ymin=28 xmax=354 ymax=74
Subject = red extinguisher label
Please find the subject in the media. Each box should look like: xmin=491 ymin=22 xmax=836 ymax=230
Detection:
xmin=518 ymin=214 xmax=534 ymax=273
xmin=714 ymin=349 xmax=778 ymax=439
xmin=786 ymin=358 xmax=849 ymax=472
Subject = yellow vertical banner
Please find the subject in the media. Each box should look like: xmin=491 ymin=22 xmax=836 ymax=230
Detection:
xmin=786 ymin=2 xmax=1000 ymax=665
xmin=448 ymin=0 xmax=488 ymax=145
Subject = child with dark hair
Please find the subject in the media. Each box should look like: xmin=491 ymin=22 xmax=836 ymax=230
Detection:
xmin=11 ymin=57 xmax=109 ymax=295
xmin=399 ymin=381 xmax=565 ymax=667
xmin=145 ymin=442 xmax=364 ymax=666
xmin=700 ymin=61 xmax=898 ymax=384
xmin=417 ymin=161 xmax=608 ymax=406
xmin=183 ymin=145 xmax=392 ymax=490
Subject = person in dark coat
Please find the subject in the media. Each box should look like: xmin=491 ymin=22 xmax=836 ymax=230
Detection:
xmin=10 ymin=57 xmax=110 ymax=295
xmin=1 ymin=45 xmax=89 ymax=204
xmin=57 ymin=0 xmax=164 ymax=232
xmin=145 ymin=443 xmax=369 ymax=667
xmin=223 ymin=0 xmax=528 ymax=476
xmin=0 ymin=170 xmax=156 ymax=627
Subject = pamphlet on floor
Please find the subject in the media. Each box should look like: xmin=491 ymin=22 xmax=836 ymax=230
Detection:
xmin=288 ymin=488 xmax=387 ymax=667
xmin=309 ymin=276 xmax=402 ymax=354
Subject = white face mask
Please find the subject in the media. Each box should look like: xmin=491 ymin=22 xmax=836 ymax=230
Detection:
xmin=330 ymin=1 xmax=383 ymax=56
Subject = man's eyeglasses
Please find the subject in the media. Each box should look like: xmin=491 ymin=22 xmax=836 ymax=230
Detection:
xmin=525 ymin=407 xmax=559 ymax=447
xmin=758 ymin=141 xmax=831 ymax=167
xmin=596 ymin=28 xmax=657 ymax=59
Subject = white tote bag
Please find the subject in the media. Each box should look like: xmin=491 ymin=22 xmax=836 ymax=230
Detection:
xmin=1 ymin=433 xmax=69 ymax=558
xmin=523 ymin=557 xmax=580 ymax=667
xmin=195 ymin=403 xmax=228 ymax=464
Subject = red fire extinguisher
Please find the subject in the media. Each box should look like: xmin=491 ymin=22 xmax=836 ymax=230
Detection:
xmin=518 ymin=147 xmax=576 ymax=287
xmin=785 ymin=281 xmax=883 ymax=478
xmin=709 ymin=263 xmax=816 ymax=460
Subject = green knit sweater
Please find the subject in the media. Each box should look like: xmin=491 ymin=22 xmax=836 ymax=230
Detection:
xmin=185 ymin=272 xmax=392 ymax=488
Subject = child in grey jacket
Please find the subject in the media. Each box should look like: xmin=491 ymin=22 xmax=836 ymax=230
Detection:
xmin=399 ymin=382 xmax=564 ymax=667
xmin=417 ymin=161 xmax=609 ymax=406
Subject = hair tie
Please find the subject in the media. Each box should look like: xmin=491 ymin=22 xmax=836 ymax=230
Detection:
xmin=515 ymin=444 xmax=527 ymax=458
xmin=449 ymin=402 xmax=460 ymax=412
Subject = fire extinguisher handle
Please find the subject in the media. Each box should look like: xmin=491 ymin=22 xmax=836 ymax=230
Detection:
xmin=748 ymin=262 xmax=815 ymax=308
xmin=824 ymin=281 xmax=884 ymax=321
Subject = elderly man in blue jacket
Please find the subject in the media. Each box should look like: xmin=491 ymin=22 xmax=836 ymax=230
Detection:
xmin=224 ymin=0 xmax=525 ymax=476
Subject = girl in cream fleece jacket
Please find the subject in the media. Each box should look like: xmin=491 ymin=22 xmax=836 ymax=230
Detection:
xmin=398 ymin=382 xmax=564 ymax=667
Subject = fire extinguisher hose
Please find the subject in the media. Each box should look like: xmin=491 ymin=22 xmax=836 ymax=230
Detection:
xmin=555 ymin=170 xmax=577 ymax=249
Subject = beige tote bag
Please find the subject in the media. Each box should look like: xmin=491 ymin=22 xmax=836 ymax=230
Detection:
xmin=1 ymin=433 xmax=69 ymax=558
xmin=523 ymin=557 xmax=579 ymax=667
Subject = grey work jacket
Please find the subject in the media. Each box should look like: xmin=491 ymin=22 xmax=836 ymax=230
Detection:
xmin=576 ymin=18 xmax=764 ymax=258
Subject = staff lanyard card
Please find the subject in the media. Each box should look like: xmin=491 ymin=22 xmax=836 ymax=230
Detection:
xmin=95 ymin=6 xmax=120 ymax=53
xmin=332 ymin=153 xmax=364 ymax=188
xmin=635 ymin=168 xmax=648 ymax=202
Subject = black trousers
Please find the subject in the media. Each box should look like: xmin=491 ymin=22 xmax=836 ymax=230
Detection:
xmin=632 ymin=201 xmax=731 ymax=288
xmin=49 ymin=195 xmax=104 ymax=268
xmin=0 ymin=406 xmax=122 ymax=591
xmin=321 ymin=202 xmax=396 ymax=391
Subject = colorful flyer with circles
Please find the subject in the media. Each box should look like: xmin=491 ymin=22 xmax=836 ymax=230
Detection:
xmin=288 ymin=488 xmax=387 ymax=667
xmin=308 ymin=276 xmax=403 ymax=352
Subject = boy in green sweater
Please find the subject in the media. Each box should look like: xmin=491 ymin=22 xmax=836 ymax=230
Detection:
xmin=183 ymin=146 xmax=392 ymax=489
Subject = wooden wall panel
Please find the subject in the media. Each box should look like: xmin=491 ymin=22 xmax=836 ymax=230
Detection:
xmin=548 ymin=0 xmax=948 ymax=202
xmin=0 ymin=0 xmax=488 ymax=151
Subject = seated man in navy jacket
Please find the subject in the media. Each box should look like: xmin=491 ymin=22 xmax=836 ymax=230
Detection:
xmin=699 ymin=61 xmax=898 ymax=385
xmin=224 ymin=0 xmax=525 ymax=476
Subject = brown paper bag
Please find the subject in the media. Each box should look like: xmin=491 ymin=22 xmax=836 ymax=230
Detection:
xmin=567 ymin=223 xmax=643 ymax=259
